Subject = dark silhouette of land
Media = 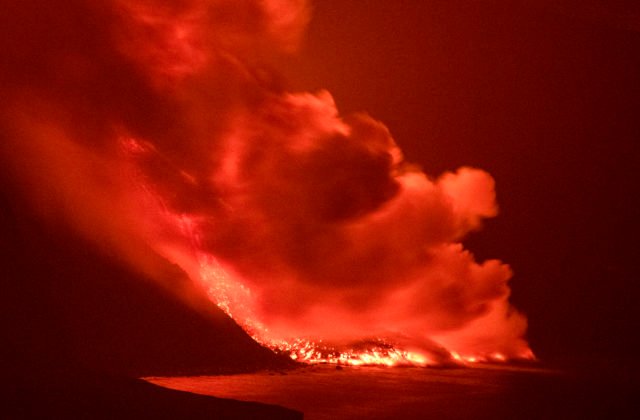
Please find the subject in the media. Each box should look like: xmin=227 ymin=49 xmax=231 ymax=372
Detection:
xmin=0 ymin=177 xmax=300 ymax=418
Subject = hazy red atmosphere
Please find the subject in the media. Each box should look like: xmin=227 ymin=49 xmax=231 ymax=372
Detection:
xmin=0 ymin=0 xmax=537 ymax=366
xmin=1 ymin=0 xmax=638 ymax=418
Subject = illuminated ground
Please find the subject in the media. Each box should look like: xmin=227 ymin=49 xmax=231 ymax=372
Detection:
xmin=146 ymin=363 xmax=636 ymax=419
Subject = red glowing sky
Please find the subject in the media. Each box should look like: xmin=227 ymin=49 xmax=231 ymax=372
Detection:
xmin=280 ymin=0 xmax=640 ymax=362
xmin=1 ymin=0 xmax=639 ymax=365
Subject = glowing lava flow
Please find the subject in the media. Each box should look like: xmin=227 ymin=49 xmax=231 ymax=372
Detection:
xmin=187 ymin=216 xmax=532 ymax=366
xmin=171 ymin=213 xmax=532 ymax=367
xmin=174 ymin=214 xmax=438 ymax=367
xmin=270 ymin=338 xmax=434 ymax=366
xmin=209 ymin=242 xmax=532 ymax=366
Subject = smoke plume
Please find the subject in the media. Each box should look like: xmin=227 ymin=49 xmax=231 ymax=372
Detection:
xmin=0 ymin=0 xmax=530 ymax=362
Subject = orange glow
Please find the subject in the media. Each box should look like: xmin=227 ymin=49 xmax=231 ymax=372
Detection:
xmin=272 ymin=338 xmax=434 ymax=367
xmin=118 ymin=78 xmax=536 ymax=364
xmin=120 ymin=134 xmax=534 ymax=366
xmin=1 ymin=0 xmax=534 ymax=369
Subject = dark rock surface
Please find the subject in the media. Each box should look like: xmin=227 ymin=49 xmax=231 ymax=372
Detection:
xmin=5 ymin=371 xmax=302 ymax=419
xmin=0 ymin=177 xmax=299 ymax=417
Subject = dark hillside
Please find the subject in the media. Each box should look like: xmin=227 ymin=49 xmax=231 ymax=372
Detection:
xmin=0 ymin=176 xmax=299 ymax=417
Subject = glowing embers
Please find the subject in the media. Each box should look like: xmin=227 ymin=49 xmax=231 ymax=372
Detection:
xmin=198 ymin=252 xmax=253 ymax=319
xmin=267 ymin=338 xmax=534 ymax=367
xmin=269 ymin=338 xmax=433 ymax=367
xmin=450 ymin=351 xmax=513 ymax=364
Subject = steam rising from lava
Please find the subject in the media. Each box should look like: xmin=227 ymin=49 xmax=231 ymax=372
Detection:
xmin=0 ymin=0 xmax=531 ymax=364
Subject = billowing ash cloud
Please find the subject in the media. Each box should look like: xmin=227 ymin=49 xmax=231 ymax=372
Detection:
xmin=0 ymin=0 xmax=530 ymax=360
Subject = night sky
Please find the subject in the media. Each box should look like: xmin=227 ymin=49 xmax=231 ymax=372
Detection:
xmin=279 ymin=0 xmax=640 ymax=364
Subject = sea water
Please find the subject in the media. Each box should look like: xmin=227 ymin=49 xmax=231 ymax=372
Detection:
xmin=145 ymin=364 xmax=593 ymax=419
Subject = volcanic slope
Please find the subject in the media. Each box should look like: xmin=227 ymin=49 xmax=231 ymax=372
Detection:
xmin=0 ymin=178 xmax=299 ymax=418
